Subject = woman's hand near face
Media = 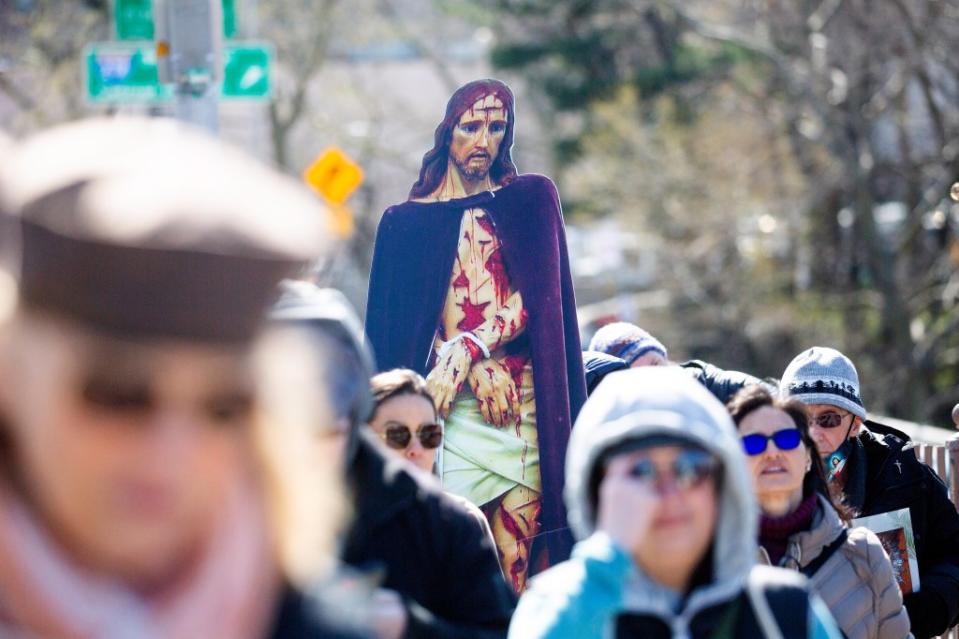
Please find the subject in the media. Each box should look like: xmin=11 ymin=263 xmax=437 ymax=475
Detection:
xmin=425 ymin=341 xmax=472 ymax=418
xmin=596 ymin=456 xmax=659 ymax=555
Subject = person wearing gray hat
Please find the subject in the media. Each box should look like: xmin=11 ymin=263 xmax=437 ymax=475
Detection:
xmin=0 ymin=118 xmax=363 ymax=638
xmin=509 ymin=367 xmax=841 ymax=639
xmin=782 ymin=347 xmax=959 ymax=639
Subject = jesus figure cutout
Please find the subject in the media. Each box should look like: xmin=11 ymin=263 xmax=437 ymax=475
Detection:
xmin=365 ymin=79 xmax=586 ymax=592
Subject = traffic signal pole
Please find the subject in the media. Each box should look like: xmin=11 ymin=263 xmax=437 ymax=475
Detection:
xmin=155 ymin=0 xmax=222 ymax=133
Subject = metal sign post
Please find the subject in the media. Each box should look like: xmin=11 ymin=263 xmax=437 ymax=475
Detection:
xmin=156 ymin=0 xmax=222 ymax=133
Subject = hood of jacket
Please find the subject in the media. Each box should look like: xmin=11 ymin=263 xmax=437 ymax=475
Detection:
xmin=565 ymin=367 xmax=758 ymax=617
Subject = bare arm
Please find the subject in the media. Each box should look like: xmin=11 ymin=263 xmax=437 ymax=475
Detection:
xmin=470 ymin=290 xmax=528 ymax=353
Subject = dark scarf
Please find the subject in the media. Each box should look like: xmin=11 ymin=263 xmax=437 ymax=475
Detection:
xmin=834 ymin=436 xmax=868 ymax=515
xmin=364 ymin=175 xmax=586 ymax=565
xmin=759 ymin=492 xmax=818 ymax=566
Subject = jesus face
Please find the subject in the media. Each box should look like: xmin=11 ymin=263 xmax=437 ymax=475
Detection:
xmin=449 ymin=94 xmax=508 ymax=182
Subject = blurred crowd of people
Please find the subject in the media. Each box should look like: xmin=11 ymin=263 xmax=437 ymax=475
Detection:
xmin=0 ymin=117 xmax=957 ymax=639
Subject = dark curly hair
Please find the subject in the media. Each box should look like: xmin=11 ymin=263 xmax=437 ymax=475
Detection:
xmin=408 ymin=79 xmax=518 ymax=200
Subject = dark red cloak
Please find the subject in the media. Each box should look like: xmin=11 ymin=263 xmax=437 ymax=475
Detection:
xmin=364 ymin=174 xmax=585 ymax=565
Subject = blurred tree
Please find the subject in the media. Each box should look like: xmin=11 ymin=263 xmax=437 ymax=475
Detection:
xmin=0 ymin=0 xmax=108 ymax=132
xmin=486 ymin=0 xmax=959 ymax=424
xmin=259 ymin=0 xmax=340 ymax=169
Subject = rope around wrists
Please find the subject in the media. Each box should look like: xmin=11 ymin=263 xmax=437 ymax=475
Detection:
xmin=438 ymin=332 xmax=490 ymax=363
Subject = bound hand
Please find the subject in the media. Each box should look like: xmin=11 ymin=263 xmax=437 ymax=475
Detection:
xmin=468 ymin=359 xmax=521 ymax=427
xmin=425 ymin=340 xmax=472 ymax=418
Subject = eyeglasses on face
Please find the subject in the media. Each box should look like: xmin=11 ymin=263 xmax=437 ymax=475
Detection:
xmin=381 ymin=422 xmax=443 ymax=450
xmin=79 ymin=376 xmax=254 ymax=426
xmin=741 ymin=428 xmax=802 ymax=456
xmin=810 ymin=411 xmax=852 ymax=429
xmin=628 ymin=449 xmax=720 ymax=491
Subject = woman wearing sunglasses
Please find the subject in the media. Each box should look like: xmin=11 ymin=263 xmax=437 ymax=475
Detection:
xmin=728 ymin=385 xmax=910 ymax=639
xmin=368 ymin=368 xmax=498 ymax=545
xmin=354 ymin=368 xmax=513 ymax=639
xmin=511 ymin=367 xmax=841 ymax=639
xmin=369 ymin=369 xmax=445 ymax=474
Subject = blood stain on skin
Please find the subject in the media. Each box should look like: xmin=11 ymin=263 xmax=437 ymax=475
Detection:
xmin=485 ymin=249 xmax=510 ymax=306
xmin=518 ymin=308 xmax=529 ymax=327
xmin=499 ymin=507 xmax=529 ymax=592
xmin=503 ymin=355 xmax=527 ymax=388
xmin=475 ymin=213 xmax=496 ymax=236
xmin=456 ymin=297 xmax=490 ymax=331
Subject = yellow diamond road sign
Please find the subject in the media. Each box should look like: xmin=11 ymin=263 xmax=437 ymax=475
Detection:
xmin=303 ymin=147 xmax=364 ymax=205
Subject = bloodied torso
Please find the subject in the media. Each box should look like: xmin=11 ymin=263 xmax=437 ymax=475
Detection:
xmin=435 ymin=205 xmax=541 ymax=592
xmin=436 ymin=208 xmax=533 ymax=399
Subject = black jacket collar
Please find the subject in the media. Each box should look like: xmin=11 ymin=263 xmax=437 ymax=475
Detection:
xmin=844 ymin=420 xmax=921 ymax=513
xmin=346 ymin=431 xmax=430 ymax=531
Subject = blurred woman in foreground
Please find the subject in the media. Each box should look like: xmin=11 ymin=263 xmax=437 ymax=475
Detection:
xmin=728 ymin=385 xmax=910 ymax=639
xmin=510 ymin=368 xmax=841 ymax=639
xmin=0 ymin=118 xmax=362 ymax=638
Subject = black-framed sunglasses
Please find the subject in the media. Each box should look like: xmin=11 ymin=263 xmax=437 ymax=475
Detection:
xmin=810 ymin=411 xmax=852 ymax=429
xmin=628 ymin=449 xmax=720 ymax=491
xmin=381 ymin=422 xmax=443 ymax=450
xmin=741 ymin=428 xmax=802 ymax=456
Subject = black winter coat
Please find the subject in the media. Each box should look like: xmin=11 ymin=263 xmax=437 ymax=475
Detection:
xmin=614 ymin=567 xmax=811 ymax=639
xmin=269 ymin=586 xmax=370 ymax=639
xmin=680 ymin=360 xmax=771 ymax=405
xmin=342 ymin=432 xmax=516 ymax=639
xmin=844 ymin=421 xmax=959 ymax=639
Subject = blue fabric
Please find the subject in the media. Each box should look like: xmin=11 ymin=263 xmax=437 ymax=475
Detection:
xmin=809 ymin=595 xmax=843 ymax=639
xmin=508 ymin=532 xmax=631 ymax=639
xmin=510 ymin=533 xmax=844 ymax=639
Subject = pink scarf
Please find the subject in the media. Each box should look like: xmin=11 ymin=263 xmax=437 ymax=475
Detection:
xmin=0 ymin=479 xmax=278 ymax=639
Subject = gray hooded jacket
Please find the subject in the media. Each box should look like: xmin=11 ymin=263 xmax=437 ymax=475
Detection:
xmin=510 ymin=367 xmax=841 ymax=639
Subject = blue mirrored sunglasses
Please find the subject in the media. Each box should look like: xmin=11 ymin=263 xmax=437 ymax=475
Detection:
xmin=628 ymin=449 xmax=720 ymax=490
xmin=741 ymin=428 xmax=802 ymax=456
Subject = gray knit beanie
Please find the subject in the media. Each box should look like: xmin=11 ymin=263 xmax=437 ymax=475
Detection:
xmin=780 ymin=346 xmax=866 ymax=420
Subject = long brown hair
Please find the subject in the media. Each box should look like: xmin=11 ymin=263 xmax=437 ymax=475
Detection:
xmin=408 ymin=79 xmax=518 ymax=200
xmin=727 ymin=384 xmax=853 ymax=521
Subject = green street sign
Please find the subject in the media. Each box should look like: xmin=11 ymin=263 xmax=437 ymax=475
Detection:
xmin=114 ymin=0 xmax=154 ymax=40
xmin=222 ymin=43 xmax=272 ymax=99
xmin=114 ymin=1 xmax=238 ymax=40
xmin=222 ymin=0 xmax=237 ymax=38
xmin=84 ymin=43 xmax=172 ymax=103
xmin=84 ymin=41 xmax=271 ymax=103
